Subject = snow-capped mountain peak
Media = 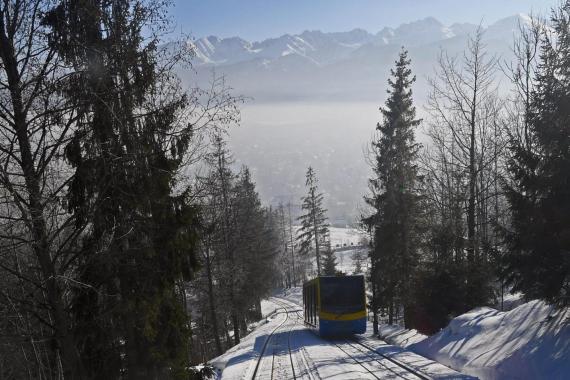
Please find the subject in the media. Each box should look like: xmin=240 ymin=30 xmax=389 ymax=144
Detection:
xmin=189 ymin=15 xmax=530 ymax=67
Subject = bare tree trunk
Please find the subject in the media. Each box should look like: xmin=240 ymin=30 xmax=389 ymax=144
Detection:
xmin=0 ymin=10 xmax=81 ymax=377
xmin=205 ymin=246 xmax=223 ymax=355
xmin=288 ymin=203 xmax=297 ymax=286
xmin=468 ymin=116 xmax=477 ymax=263
xmin=371 ymin=280 xmax=379 ymax=334
xmin=216 ymin=147 xmax=240 ymax=345
xmin=311 ymin=190 xmax=321 ymax=276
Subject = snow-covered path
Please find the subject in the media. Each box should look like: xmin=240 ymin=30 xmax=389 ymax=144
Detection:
xmin=212 ymin=292 xmax=474 ymax=379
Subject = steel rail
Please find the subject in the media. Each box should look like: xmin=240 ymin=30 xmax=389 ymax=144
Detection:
xmin=251 ymin=305 xmax=291 ymax=379
xmin=349 ymin=338 xmax=432 ymax=380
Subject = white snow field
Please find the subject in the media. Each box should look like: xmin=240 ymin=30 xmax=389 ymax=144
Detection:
xmin=328 ymin=227 xmax=364 ymax=248
xmin=379 ymin=300 xmax=570 ymax=380
xmin=210 ymin=290 xmax=473 ymax=379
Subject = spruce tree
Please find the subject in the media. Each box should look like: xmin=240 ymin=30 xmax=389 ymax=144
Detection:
xmin=202 ymin=134 xmax=242 ymax=344
xmin=233 ymin=167 xmax=277 ymax=325
xmin=363 ymin=49 xmax=422 ymax=328
xmin=297 ymin=167 xmax=330 ymax=276
xmin=352 ymin=250 xmax=365 ymax=274
xmin=322 ymin=240 xmax=338 ymax=275
xmin=44 ymin=1 xmax=199 ymax=377
xmin=502 ymin=4 xmax=570 ymax=308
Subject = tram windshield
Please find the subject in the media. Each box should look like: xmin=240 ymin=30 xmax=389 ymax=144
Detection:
xmin=320 ymin=276 xmax=365 ymax=314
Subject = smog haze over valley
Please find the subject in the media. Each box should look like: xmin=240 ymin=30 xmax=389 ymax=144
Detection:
xmin=174 ymin=1 xmax=557 ymax=224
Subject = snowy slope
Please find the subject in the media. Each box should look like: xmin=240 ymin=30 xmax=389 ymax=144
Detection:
xmin=382 ymin=300 xmax=570 ymax=380
xmin=211 ymin=293 xmax=474 ymax=379
xmin=329 ymin=226 xmax=365 ymax=247
xmin=377 ymin=324 xmax=427 ymax=348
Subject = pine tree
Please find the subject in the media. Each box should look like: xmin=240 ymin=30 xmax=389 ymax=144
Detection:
xmin=197 ymin=139 xmax=280 ymax=354
xmin=202 ymin=134 xmax=243 ymax=345
xmin=233 ymin=167 xmax=277 ymax=325
xmin=502 ymin=3 xmax=570 ymax=308
xmin=287 ymin=203 xmax=299 ymax=285
xmin=277 ymin=203 xmax=294 ymax=287
xmin=297 ymin=167 xmax=330 ymax=276
xmin=44 ymin=1 xmax=199 ymax=377
xmin=322 ymin=240 xmax=338 ymax=275
xmin=363 ymin=49 xmax=423 ymax=328
xmin=352 ymin=250 xmax=365 ymax=274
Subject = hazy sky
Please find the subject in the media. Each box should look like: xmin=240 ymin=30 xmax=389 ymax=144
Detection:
xmin=171 ymin=0 xmax=558 ymax=41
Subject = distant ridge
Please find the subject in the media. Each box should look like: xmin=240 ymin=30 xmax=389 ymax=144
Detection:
xmin=188 ymin=15 xmax=532 ymax=67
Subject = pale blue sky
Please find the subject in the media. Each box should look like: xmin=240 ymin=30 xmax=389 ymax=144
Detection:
xmin=171 ymin=0 xmax=559 ymax=41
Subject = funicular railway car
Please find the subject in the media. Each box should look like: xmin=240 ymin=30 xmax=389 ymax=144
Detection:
xmin=303 ymin=275 xmax=366 ymax=336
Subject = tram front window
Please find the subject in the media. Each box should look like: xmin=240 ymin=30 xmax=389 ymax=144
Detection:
xmin=320 ymin=277 xmax=364 ymax=314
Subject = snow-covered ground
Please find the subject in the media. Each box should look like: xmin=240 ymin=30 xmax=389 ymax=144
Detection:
xmin=331 ymin=227 xmax=369 ymax=275
xmin=293 ymin=226 xmax=369 ymax=275
xmin=377 ymin=324 xmax=427 ymax=348
xmin=329 ymin=227 xmax=365 ymax=248
xmin=210 ymin=289 xmax=472 ymax=379
xmin=379 ymin=300 xmax=570 ymax=380
xmin=209 ymin=228 xmax=569 ymax=379
xmin=260 ymin=298 xmax=280 ymax=318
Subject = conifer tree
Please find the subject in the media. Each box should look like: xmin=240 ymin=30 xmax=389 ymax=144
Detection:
xmin=233 ymin=167 xmax=277 ymax=324
xmin=202 ymin=134 xmax=243 ymax=344
xmin=363 ymin=49 xmax=422 ymax=328
xmin=502 ymin=3 xmax=570 ymax=308
xmin=297 ymin=167 xmax=330 ymax=276
xmin=352 ymin=250 xmax=365 ymax=274
xmin=44 ymin=1 xmax=200 ymax=377
xmin=194 ymin=142 xmax=279 ymax=359
xmin=322 ymin=240 xmax=338 ymax=275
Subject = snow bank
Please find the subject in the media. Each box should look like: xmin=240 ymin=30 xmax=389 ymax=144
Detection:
xmin=276 ymin=287 xmax=303 ymax=306
xmin=210 ymin=305 xmax=286 ymax=378
xmin=260 ymin=299 xmax=279 ymax=318
xmin=409 ymin=300 xmax=570 ymax=380
xmin=378 ymin=324 xmax=427 ymax=347
xmin=496 ymin=292 xmax=525 ymax=311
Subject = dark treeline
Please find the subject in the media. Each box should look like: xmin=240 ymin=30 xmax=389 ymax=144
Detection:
xmin=364 ymin=2 xmax=570 ymax=334
xmin=0 ymin=0 xmax=279 ymax=379
xmin=188 ymin=134 xmax=281 ymax=362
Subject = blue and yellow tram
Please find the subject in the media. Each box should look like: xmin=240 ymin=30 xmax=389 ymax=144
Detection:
xmin=302 ymin=275 xmax=366 ymax=336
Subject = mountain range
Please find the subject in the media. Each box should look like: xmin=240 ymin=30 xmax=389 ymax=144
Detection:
xmin=182 ymin=14 xmax=530 ymax=103
xmin=178 ymin=15 xmax=532 ymax=223
xmin=190 ymin=15 xmax=529 ymax=67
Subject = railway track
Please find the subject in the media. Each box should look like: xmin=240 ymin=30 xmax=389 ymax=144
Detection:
xmin=258 ymin=296 xmax=431 ymax=380
xmin=251 ymin=299 xmax=304 ymax=380
xmin=349 ymin=338 xmax=432 ymax=380
xmin=330 ymin=338 xmax=430 ymax=380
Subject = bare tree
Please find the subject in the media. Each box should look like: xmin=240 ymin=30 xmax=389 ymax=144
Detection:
xmin=498 ymin=15 xmax=543 ymax=309
xmin=426 ymin=27 xmax=505 ymax=263
xmin=502 ymin=16 xmax=543 ymax=152
xmin=0 ymin=0 xmax=83 ymax=377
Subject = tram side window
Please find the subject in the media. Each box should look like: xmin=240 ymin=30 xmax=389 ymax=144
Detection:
xmin=307 ymin=285 xmax=311 ymax=324
xmin=307 ymin=285 xmax=313 ymax=323
xmin=312 ymin=284 xmax=317 ymax=324
xmin=309 ymin=284 xmax=313 ymax=324
xmin=303 ymin=286 xmax=307 ymax=322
